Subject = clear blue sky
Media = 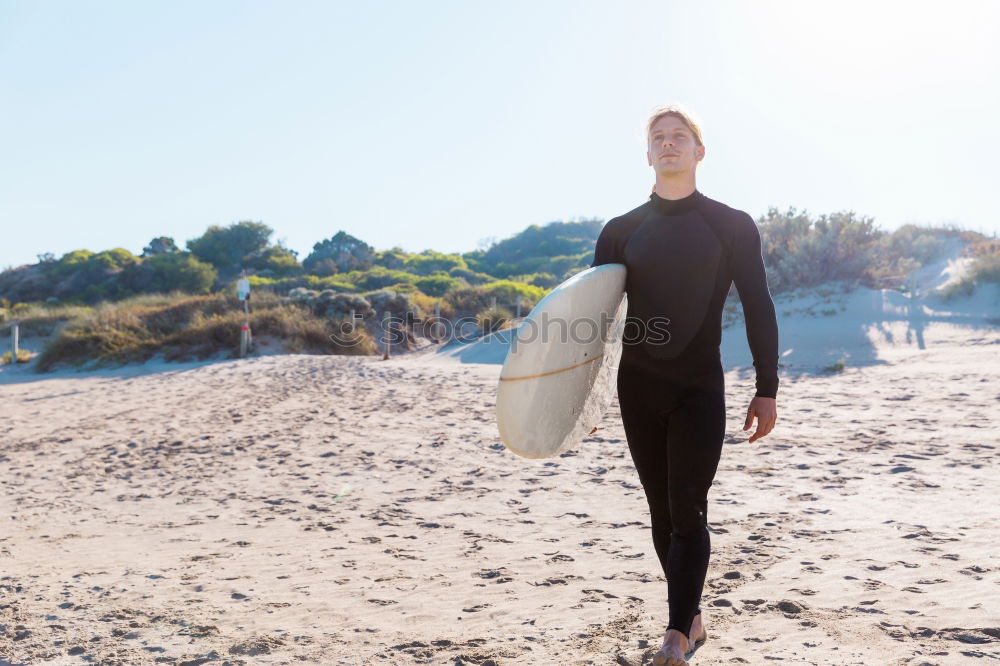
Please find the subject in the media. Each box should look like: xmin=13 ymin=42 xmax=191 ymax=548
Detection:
xmin=2 ymin=0 xmax=998 ymax=270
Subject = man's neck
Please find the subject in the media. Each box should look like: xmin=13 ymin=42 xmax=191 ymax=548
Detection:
xmin=653 ymin=177 xmax=697 ymax=201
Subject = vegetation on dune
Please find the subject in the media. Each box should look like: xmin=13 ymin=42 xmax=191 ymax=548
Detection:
xmin=755 ymin=208 xmax=970 ymax=293
xmin=30 ymin=291 xmax=376 ymax=372
xmin=1 ymin=207 xmax=996 ymax=372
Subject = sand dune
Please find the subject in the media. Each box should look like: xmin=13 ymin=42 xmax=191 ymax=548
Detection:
xmin=2 ymin=249 xmax=999 ymax=664
xmin=2 ymin=304 xmax=999 ymax=664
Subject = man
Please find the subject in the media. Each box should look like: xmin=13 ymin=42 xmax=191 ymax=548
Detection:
xmin=591 ymin=104 xmax=779 ymax=665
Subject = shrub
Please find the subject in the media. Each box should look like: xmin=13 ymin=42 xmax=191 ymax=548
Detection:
xmin=348 ymin=267 xmax=422 ymax=291
xmin=822 ymin=358 xmax=846 ymax=373
xmin=364 ymin=289 xmax=414 ymax=317
xmin=506 ymin=272 xmax=559 ymax=288
xmin=373 ymin=247 xmax=407 ymax=270
xmin=403 ymin=250 xmax=468 ymax=276
xmin=758 ymin=207 xmax=881 ymax=292
xmin=413 ymin=273 xmax=460 ymax=297
xmin=481 ymin=280 xmax=546 ymax=306
xmin=444 ymin=287 xmax=492 ymax=315
xmin=477 ymin=305 xmax=514 ymax=332
xmin=971 ymin=252 xmax=1000 ymax=284
xmin=448 ymin=267 xmax=493 ymax=285
xmin=1 ymin=349 xmax=33 ymax=364
xmin=246 ymin=275 xmax=356 ymax=295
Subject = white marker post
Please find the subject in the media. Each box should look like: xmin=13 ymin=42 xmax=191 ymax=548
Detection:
xmin=237 ymin=276 xmax=251 ymax=358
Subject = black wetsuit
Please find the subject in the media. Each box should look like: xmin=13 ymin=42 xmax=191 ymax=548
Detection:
xmin=590 ymin=188 xmax=779 ymax=638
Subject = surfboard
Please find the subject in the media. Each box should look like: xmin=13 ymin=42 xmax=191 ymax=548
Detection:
xmin=495 ymin=264 xmax=628 ymax=459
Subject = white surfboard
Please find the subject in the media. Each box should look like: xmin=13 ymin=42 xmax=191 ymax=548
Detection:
xmin=496 ymin=264 xmax=628 ymax=459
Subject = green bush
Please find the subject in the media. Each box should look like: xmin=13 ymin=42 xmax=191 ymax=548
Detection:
xmin=246 ymin=275 xmax=356 ymax=294
xmin=506 ymin=272 xmax=559 ymax=288
xmin=481 ymin=279 xmax=546 ymax=305
xmin=1 ymin=349 xmax=33 ymax=364
xmin=373 ymin=246 xmax=407 ymax=270
xmin=448 ymin=267 xmax=493 ymax=285
xmin=477 ymin=305 xmax=514 ymax=333
xmin=403 ymin=250 xmax=468 ymax=276
xmin=347 ymin=266 xmax=422 ymax=291
xmin=414 ymin=273 xmax=460 ymax=297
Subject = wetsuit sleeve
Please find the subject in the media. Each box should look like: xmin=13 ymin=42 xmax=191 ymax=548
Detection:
xmin=732 ymin=213 xmax=780 ymax=399
xmin=590 ymin=219 xmax=621 ymax=267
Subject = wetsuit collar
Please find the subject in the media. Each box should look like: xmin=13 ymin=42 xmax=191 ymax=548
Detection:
xmin=649 ymin=188 xmax=702 ymax=215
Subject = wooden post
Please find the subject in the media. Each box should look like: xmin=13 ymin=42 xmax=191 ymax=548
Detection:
xmin=433 ymin=301 xmax=441 ymax=343
xmin=239 ymin=300 xmax=250 ymax=358
xmin=10 ymin=321 xmax=18 ymax=364
xmin=382 ymin=311 xmax=390 ymax=360
xmin=244 ymin=297 xmax=252 ymax=350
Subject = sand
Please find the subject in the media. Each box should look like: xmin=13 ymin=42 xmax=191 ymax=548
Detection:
xmin=1 ymin=277 xmax=999 ymax=664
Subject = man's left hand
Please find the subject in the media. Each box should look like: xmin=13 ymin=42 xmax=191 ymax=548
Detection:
xmin=743 ymin=397 xmax=777 ymax=443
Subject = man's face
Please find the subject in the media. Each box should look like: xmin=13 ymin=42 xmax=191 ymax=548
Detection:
xmin=646 ymin=115 xmax=704 ymax=177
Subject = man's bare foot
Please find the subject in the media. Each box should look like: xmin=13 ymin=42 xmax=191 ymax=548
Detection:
xmin=688 ymin=612 xmax=708 ymax=648
xmin=651 ymin=614 xmax=707 ymax=665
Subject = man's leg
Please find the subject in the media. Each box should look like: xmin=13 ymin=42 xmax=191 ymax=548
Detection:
xmin=617 ymin=364 xmax=684 ymax=581
xmin=663 ymin=372 xmax=726 ymax=639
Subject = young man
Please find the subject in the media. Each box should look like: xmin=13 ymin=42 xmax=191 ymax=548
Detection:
xmin=591 ymin=104 xmax=779 ymax=665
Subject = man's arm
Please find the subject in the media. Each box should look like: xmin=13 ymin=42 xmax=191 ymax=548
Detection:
xmin=732 ymin=213 xmax=779 ymax=399
xmin=590 ymin=218 xmax=620 ymax=268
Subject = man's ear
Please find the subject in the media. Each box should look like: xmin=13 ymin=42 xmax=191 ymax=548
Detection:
xmin=646 ymin=149 xmax=652 ymax=166
xmin=696 ymin=145 xmax=706 ymax=162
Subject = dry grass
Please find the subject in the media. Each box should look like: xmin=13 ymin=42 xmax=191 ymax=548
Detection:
xmin=1 ymin=349 xmax=33 ymax=364
xmin=32 ymin=292 xmax=376 ymax=372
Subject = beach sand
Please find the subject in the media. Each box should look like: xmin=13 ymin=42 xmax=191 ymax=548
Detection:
xmin=1 ymin=283 xmax=999 ymax=664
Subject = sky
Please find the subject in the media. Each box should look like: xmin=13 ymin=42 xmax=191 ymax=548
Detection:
xmin=2 ymin=0 xmax=999 ymax=270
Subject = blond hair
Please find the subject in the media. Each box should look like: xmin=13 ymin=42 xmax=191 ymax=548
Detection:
xmin=645 ymin=103 xmax=704 ymax=147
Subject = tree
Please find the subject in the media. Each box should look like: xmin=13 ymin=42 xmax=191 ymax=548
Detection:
xmin=304 ymin=231 xmax=374 ymax=274
xmin=142 ymin=236 xmax=179 ymax=257
xmin=187 ymin=221 xmax=274 ymax=269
